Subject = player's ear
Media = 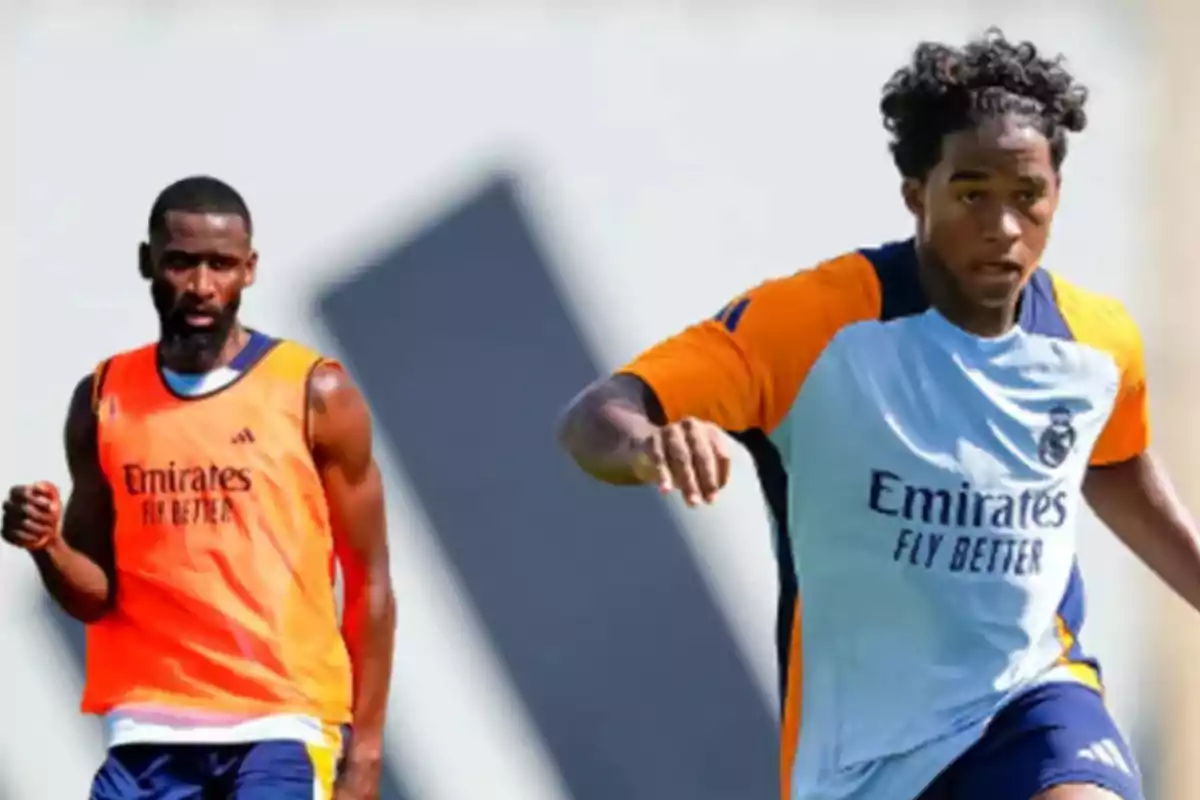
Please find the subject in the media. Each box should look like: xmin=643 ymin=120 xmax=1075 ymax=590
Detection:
xmin=244 ymin=250 xmax=258 ymax=288
xmin=901 ymin=178 xmax=924 ymax=216
xmin=137 ymin=242 xmax=153 ymax=280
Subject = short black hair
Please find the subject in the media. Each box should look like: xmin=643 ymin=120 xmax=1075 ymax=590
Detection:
xmin=880 ymin=28 xmax=1089 ymax=180
xmin=148 ymin=175 xmax=252 ymax=238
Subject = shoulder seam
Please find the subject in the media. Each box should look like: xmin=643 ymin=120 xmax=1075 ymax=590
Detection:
xmin=810 ymin=250 xmax=884 ymax=328
xmin=1046 ymin=271 xmax=1142 ymax=375
xmin=90 ymin=358 xmax=113 ymax=411
xmin=89 ymin=343 xmax=156 ymax=408
xmin=302 ymin=357 xmax=324 ymax=454
xmin=1047 ymin=270 xmax=1131 ymax=311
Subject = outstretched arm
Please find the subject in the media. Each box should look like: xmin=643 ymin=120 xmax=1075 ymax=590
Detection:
xmin=31 ymin=374 xmax=117 ymax=623
xmin=309 ymin=362 xmax=396 ymax=778
xmin=1085 ymin=453 xmax=1200 ymax=612
xmin=1069 ymin=293 xmax=1199 ymax=609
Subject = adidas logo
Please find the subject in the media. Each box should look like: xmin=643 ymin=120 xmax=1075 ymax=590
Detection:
xmin=231 ymin=428 xmax=256 ymax=445
xmin=1077 ymin=738 xmax=1135 ymax=776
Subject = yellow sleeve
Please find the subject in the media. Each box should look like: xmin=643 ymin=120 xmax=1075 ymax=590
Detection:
xmin=1051 ymin=275 xmax=1150 ymax=465
xmin=618 ymin=252 xmax=882 ymax=433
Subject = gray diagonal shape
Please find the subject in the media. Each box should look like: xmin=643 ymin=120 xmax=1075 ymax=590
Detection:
xmin=314 ymin=172 xmax=777 ymax=799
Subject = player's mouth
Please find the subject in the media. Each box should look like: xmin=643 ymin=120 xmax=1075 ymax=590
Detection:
xmin=970 ymin=259 xmax=1024 ymax=284
xmin=181 ymin=311 xmax=218 ymax=328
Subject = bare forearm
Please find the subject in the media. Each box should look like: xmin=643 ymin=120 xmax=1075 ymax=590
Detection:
xmin=1111 ymin=493 xmax=1200 ymax=610
xmin=557 ymin=376 xmax=662 ymax=485
xmin=1087 ymin=454 xmax=1200 ymax=612
xmin=31 ymin=537 xmax=113 ymax=622
xmin=1130 ymin=520 xmax=1200 ymax=611
xmin=342 ymin=575 xmax=397 ymax=755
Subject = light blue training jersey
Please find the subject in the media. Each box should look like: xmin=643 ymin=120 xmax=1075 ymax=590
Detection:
xmin=622 ymin=239 xmax=1149 ymax=800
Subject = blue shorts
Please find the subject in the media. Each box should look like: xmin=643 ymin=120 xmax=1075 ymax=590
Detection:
xmin=918 ymin=682 xmax=1143 ymax=800
xmin=89 ymin=739 xmax=340 ymax=799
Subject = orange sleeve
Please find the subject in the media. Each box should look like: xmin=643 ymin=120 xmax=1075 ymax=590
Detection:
xmin=618 ymin=252 xmax=881 ymax=433
xmin=1051 ymin=274 xmax=1150 ymax=466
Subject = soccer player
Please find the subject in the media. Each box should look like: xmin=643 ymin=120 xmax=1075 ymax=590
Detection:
xmin=557 ymin=30 xmax=1200 ymax=800
xmin=1 ymin=176 xmax=395 ymax=800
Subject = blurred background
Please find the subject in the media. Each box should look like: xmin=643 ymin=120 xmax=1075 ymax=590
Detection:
xmin=2 ymin=1 xmax=1198 ymax=798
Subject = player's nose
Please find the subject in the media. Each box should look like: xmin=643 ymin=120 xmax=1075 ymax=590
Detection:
xmin=184 ymin=264 xmax=218 ymax=297
xmin=978 ymin=206 xmax=1021 ymax=247
xmin=998 ymin=208 xmax=1022 ymax=239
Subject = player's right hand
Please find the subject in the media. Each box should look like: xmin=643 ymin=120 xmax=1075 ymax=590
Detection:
xmin=1 ymin=482 xmax=63 ymax=551
xmin=634 ymin=418 xmax=732 ymax=506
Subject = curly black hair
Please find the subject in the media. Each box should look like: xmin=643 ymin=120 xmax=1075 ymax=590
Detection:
xmin=880 ymin=28 xmax=1089 ymax=180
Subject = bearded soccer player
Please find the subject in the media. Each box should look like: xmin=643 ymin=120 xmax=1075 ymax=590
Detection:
xmin=559 ymin=30 xmax=1200 ymax=800
xmin=1 ymin=176 xmax=395 ymax=800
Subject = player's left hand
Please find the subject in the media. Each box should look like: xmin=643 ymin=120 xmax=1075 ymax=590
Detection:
xmin=333 ymin=753 xmax=381 ymax=800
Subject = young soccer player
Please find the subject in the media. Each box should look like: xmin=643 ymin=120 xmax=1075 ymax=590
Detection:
xmin=558 ymin=29 xmax=1198 ymax=800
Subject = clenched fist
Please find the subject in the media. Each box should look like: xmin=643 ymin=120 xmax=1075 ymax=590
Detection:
xmin=633 ymin=417 xmax=732 ymax=506
xmin=2 ymin=482 xmax=63 ymax=551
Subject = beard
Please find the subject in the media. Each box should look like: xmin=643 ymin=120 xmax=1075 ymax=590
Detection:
xmin=152 ymin=279 xmax=241 ymax=373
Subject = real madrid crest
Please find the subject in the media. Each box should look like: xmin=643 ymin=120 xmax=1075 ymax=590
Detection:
xmin=1038 ymin=405 xmax=1076 ymax=468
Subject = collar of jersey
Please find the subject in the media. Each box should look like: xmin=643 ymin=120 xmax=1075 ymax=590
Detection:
xmin=921 ymin=305 xmax=1025 ymax=354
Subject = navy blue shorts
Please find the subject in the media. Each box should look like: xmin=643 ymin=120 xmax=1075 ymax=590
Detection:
xmin=89 ymin=739 xmax=340 ymax=799
xmin=919 ymin=682 xmax=1143 ymax=799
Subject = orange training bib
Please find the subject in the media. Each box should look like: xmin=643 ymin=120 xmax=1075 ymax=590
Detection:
xmin=82 ymin=337 xmax=352 ymax=723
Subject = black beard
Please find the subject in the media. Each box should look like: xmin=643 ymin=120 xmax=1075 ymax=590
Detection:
xmin=152 ymin=280 xmax=241 ymax=373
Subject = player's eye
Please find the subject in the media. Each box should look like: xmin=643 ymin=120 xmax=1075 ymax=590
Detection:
xmin=960 ymin=190 xmax=986 ymax=205
xmin=1013 ymin=190 xmax=1040 ymax=205
xmin=161 ymin=253 xmax=196 ymax=270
